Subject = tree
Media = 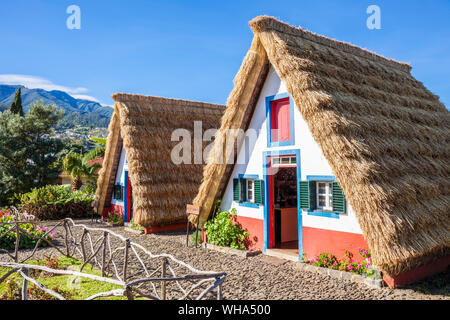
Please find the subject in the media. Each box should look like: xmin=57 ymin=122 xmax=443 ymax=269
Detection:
xmin=83 ymin=137 xmax=106 ymax=161
xmin=62 ymin=151 xmax=101 ymax=191
xmin=9 ymin=88 xmax=24 ymax=116
xmin=0 ymin=100 xmax=64 ymax=205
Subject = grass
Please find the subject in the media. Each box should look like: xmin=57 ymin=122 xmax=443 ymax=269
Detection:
xmin=0 ymin=256 xmax=143 ymax=300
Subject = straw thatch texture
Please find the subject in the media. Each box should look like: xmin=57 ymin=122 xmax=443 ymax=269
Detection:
xmin=96 ymin=94 xmax=225 ymax=227
xmin=193 ymin=16 xmax=450 ymax=276
xmin=95 ymin=105 xmax=123 ymax=216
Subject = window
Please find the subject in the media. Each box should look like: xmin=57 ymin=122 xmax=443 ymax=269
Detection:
xmin=233 ymin=177 xmax=263 ymax=206
xmin=316 ymin=181 xmax=333 ymax=211
xmin=299 ymin=177 xmax=346 ymax=217
xmin=247 ymin=179 xmax=255 ymax=203
xmin=113 ymin=184 xmax=124 ymax=201
xmin=272 ymin=156 xmax=296 ymax=166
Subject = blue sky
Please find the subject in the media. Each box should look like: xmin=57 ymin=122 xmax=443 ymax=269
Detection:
xmin=0 ymin=0 xmax=449 ymax=108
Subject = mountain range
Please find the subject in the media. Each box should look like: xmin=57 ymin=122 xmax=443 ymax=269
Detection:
xmin=0 ymin=84 xmax=113 ymax=128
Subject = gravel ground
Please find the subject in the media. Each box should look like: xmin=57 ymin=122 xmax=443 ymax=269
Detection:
xmin=1 ymin=219 xmax=449 ymax=300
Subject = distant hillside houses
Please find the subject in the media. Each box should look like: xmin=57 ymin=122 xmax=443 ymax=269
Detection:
xmin=0 ymin=84 xmax=113 ymax=128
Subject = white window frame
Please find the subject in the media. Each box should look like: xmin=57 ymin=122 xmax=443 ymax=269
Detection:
xmin=316 ymin=181 xmax=333 ymax=211
xmin=271 ymin=156 xmax=296 ymax=167
xmin=246 ymin=179 xmax=255 ymax=203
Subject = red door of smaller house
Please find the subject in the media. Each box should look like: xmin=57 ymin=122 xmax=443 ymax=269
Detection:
xmin=271 ymin=98 xmax=290 ymax=142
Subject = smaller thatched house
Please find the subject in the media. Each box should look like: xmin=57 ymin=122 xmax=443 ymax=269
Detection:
xmin=190 ymin=16 xmax=449 ymax=287
xmin=95 ymin=93 xmax=225 ymax=232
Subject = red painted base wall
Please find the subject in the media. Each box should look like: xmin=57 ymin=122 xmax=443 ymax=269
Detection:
xmin=144 ymin=223 xmax=186 ymax=234
xmin=302 ymin=226 xmax=369 ymax=262
xmin=383 ymin=255 xmax=450 ymax=287
xmin=234 ymin=216 xmax=265 ymax=251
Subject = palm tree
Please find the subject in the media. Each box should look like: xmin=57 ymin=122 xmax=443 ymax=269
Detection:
xmin=62 ymin=151 xmax=101 ymax=191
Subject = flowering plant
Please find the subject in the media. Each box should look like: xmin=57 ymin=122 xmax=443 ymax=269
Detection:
xmin=0 ymin=212 xmax=54 ymax=250
xmin=304 ymin=248 xmax=374 ymax=276
xmin=106 ymin=210 xmax=123 ymax=225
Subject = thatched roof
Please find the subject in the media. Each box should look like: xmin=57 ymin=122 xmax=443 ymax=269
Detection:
xmin=191 ymin=16 xmax=450 ymax=276
xmin=96 ymin=93 xmax=225 ymax=227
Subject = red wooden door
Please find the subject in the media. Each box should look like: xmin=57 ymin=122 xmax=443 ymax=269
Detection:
xmin=271 ymin=98 xmax=290 ymax=142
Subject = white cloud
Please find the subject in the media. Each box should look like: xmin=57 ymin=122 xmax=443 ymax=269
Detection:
xmin=0 ymin=74 xmax=100 ymax=102
xmin=71 ymin=94 xmax=100 ymax=102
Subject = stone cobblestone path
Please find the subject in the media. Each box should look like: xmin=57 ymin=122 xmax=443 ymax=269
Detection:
xmin=2 ymin=219 xmax=448 ymax=300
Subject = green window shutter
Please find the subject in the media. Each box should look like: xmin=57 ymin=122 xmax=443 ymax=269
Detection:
xmin=254 ymin=180 xmax=264 ymax=205
xmin=332 ymin=182 xmax=346 ymax=213
xmin=121 ymin=185 xmax=125 ymax=201
xmin=233 ymin=178 xmax=240 ymax=202
xmin=113 ymin=185 xmax=119 ymax=200
xmin=299 ymin=181 xmax=310 ymax=209
xmin=114 ymin=184 xmax=124 ymax=201
xmin=309 ymin=180 xmax=317 ymax=210
xmin=115 ymin=185 xmax=124 ymax=201
xmin=240 ymin=178 xmax=246 ymax=202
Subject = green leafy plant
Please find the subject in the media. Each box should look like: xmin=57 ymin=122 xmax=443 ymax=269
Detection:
xmin=129 ymin=219 xmax=144 ymax=232
xmin=107 ymin=210 xmax=123 ymax=225
xmin=189 ymin=229 xmax=202 ymax=246
xmin=203 ymin=208 xmax=249 ymax=250
xmin=308 ymin=252 xmax=340 ymax=270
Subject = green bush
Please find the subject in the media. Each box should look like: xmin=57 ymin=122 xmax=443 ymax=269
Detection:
xmin=203 ymin=208 xmax=249 ymax=250
xmin=14 ymin=185 xmax=94 ymax=220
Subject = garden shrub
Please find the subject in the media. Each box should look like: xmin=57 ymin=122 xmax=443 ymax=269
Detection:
xmin=203 ymin=208 xmax=249 ymax=250
xmin=0 ymin=212 xmax=54 ymax=250
xmin=14 ymin=185 xmax=94 ymax=220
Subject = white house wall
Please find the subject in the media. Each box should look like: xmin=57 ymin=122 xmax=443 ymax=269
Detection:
xmin=221 ymin=66 xmax=363 ymax=235
xmin=111 ymin=146 xmax=128 ymax=206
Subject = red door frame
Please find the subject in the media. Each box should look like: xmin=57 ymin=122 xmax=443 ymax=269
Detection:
xmin=267 ymin=155 xmax=297 ymax=248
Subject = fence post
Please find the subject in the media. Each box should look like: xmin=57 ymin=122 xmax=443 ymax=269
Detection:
xmin=101 ymin=231 xmax=108 ymax=277
xmin=64 ymin=220 xmax=70 ymax=257
xmin=123 ymin=239 xmax=130 ymax=282
xmin=14 ymin=220 xmax=20 ymax=263
xmin=21 ymin=268 xmax=29 ymax=300
xmin=161 ymin=258 xmax=167 ymax=300
xmin=125 ymin=286 xmax=134 ymax=300
xmin=80 ymin=229 xmax=87 ymax=263
xmin=217 ymin=282 xmax=222 ymax=300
